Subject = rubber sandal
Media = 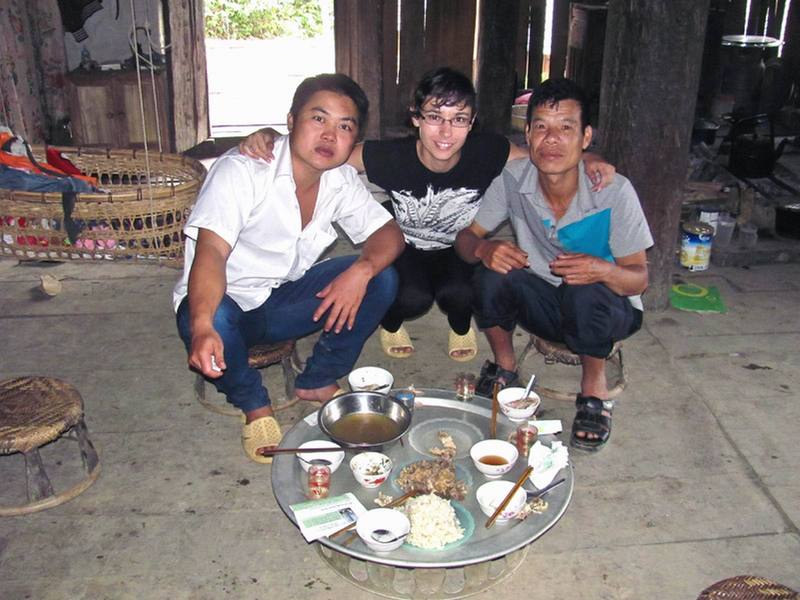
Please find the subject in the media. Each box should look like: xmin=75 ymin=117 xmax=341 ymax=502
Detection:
xmin=379 ymin=325 xmax=414 ymax=359
xmin=448 ymin=327 xmax=477 ymax=362
xmin=475 ymin=360 xmax=520 ymax=397
xmin=242 ymin=415 xmax=283 ymax=464
xmin=570 ymin=395 xmax=613 ymax=452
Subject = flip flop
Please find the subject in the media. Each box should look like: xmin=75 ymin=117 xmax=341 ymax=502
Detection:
xmin=242 ymin=415 xmax=283 ymax=464
xmin=448 ymin=327 xmax=477 ymax=362
xmin=379 ymin=325 xmax=414 ymax=359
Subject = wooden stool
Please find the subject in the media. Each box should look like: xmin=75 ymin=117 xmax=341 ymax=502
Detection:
xmin=697 ymin=576 xmax=798 ymax=599
xmin=0 ymin=377 xmax=101 ymax=516
xmin=516 ymin=335 xmax=627 ymax=402
xmin=194 ymin=340 xmax=302 ymax=417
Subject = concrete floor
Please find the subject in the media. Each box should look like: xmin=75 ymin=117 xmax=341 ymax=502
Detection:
xmin=1 ymin=244 xmax=799 ymax=598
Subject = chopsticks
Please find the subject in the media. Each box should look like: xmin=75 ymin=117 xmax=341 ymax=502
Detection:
xmin=489 ymin=381 xmax=500 ymax=439
xmin=485 ymin=465 xmax=534 ymax=529
xmin=259 ymin=446 xmax=343 ymax=457
xmin=329 ymin=489 xmax=416 ymax=542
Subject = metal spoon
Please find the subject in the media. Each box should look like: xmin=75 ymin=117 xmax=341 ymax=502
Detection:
xmin=370 ymin=528 xmax=408 ymax=544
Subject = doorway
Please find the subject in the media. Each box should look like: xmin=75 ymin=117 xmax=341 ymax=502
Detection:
xmin=204 ymin=0 xmax=335 ymax=137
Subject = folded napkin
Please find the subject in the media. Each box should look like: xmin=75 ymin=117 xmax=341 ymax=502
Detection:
xmin=527 ymin=441 xmax=569 ymax=489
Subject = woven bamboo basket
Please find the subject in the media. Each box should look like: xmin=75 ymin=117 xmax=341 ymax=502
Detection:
xmin=0 ymin=146 xmax=205 ymax=266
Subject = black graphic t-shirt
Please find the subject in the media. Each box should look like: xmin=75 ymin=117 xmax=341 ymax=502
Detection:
xmin=362 ymin=132 xmax=510 ymax=250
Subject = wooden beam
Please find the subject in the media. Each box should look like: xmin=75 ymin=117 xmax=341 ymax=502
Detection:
xmin=476 ymin=0 xmax=520 ymax=133
xmin=165 ymin=0 xmax=208 ymax=152
xmin=335 ymin=0 xmax=383 ymax=140
xmin=599 ymin=0 xmax=711 ymax=310
xmin=528 ymin=0 xmax=546 ymax=86
xmin=549 ymin=0 xmax=571 ymax=78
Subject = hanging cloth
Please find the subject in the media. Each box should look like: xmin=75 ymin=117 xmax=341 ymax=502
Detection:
xmin=57 ymin=0 xmax=104 ymax=42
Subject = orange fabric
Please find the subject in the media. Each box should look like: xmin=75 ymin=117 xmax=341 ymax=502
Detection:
xmin=0 ymin=133 xmax=97 ymax=186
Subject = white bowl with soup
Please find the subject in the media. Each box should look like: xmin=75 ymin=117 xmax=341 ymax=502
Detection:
xmin=497 ymin=387 xmax=540 ymax=422
xmin=469 ymin=440 xmax=518 ymax=479
xmin=348 ymin=366 xmax=394 ymax=393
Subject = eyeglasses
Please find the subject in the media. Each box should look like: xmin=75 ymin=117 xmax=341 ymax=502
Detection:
xmin=415 ymin=112 xmax=474 ymax=128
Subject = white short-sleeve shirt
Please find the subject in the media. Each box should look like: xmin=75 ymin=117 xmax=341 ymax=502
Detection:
xmin=173 ymin=137 xmax=392 ymax=312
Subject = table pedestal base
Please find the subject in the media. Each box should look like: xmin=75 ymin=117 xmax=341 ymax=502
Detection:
xmin=317 ymin=544 xmax=530 ymax=599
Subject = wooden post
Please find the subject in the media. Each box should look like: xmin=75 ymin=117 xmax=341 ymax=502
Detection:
xmin=549 ymin=0 xmax=571 ymax=78
xmin=598 ymin=0 xmax=711 ymax=310
xmin=165 ymin=0 xmax=208 ymax=152
xmin=528 ymin=0 xmax=547 ymax=85
xmin=335 ymin=0 xmax=384 ymax=140
xmin=476 ymin=0 xmax=520 ymax=134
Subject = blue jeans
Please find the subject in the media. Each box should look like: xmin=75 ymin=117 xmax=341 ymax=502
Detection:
xmin=177 ymin=256 xmax=398 ymax=412
xmin=473 ymin=266 xmax=642 ymax=359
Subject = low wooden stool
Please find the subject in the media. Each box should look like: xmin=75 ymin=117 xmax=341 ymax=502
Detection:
xmin=0 ymin=377 xmax=101 ymax=516
xmin=697 ymin=576 xmax=798 ymax=599
xmin=516 ymin=335 xmax=626 ymax=402
xmin=194 ymin=340 xmax=302 ymax=417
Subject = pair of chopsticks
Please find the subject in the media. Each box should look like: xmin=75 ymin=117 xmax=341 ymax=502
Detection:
xmin=489 ymin=381 xmax=500 ymax=438
xmin=485 ymin=465 xmax=534 ymax=529
xmin=328 ymin=489 xmax=416 ymax=545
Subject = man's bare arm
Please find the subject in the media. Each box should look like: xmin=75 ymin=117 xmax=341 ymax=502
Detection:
xmin=239 ymin=128 xmax=366 ymax=172
xmin=187 ymin=229 xmax=232 ymax=378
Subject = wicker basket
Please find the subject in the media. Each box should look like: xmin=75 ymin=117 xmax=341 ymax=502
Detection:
xmin=0 ymin=146 xmax=205 ymax=266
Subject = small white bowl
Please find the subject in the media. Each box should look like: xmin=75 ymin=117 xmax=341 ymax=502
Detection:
xmin=348 ymin=366 xmax=394 ymax=394
xmin=296 ymin=440 xmax=345 ymax=473
xmin=469 ymin=440 xmax=518 ymax=479
xmin=476 ymin=480 xmax=528 ymax=521
xmin=356 ymin=508 xmax=410 ymax=552
xmin=497 ymin=387 xmax=541 ymax=422
xmin=350 ymin=452 xmax=393 ymax=488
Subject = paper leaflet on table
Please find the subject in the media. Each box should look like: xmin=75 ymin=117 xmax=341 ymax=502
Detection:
xmin=290 ymin=492 xmax=368 ymax=542
xmin=527 ymin=441 xmax=569 ymax=490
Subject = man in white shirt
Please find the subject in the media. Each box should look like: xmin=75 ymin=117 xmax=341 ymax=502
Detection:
xmin=174 ymin=74 xmax=404 ymax=463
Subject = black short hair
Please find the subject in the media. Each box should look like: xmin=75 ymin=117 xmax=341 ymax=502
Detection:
xmin=290 ymin=73 xmax=369 ymax=137
xmin=526 ymin=78 xmax=590 ymax=130
xmin=411 ymin=67 xmax=476 ymax=114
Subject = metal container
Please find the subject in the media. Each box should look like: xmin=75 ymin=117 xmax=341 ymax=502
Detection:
xmin=318 ymin=391 xmax=411 ymax=449
xmin=680 ymin=221 xmax=713 ymax=272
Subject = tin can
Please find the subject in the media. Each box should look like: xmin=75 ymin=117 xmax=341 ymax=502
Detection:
xmin=680 ymin=221 xmax=713 ymax=271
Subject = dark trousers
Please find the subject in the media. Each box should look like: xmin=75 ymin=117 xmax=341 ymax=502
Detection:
xmin=473 ymin=266 xmax=642 ymax=359
xmin=381 ymin=243 xmax=475 ymax=335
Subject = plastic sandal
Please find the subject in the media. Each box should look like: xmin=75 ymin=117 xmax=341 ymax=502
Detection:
xmin=379 ymin=325 xmax=414 ymax=359
xmin=242 ymin=415 xmax=283 ymax=463
xmin=475 ymin=360 xmax=520 ymax=397
xmin=570 ymin=395 xmax=613 ymax=452
xmin=448 ymin=327 xmax=478 ymax=362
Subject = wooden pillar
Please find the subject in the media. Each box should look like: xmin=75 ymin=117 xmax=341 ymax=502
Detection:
xmin=165 ymin=0 xmax=208 ymax=151
xmin=781 ymin=0 xmax=800 ymax=94
xmin=476 ymin=0 xmax=520 ymax=134
xmin=335 ymin=0 xmax=384 ymax=140
xmin=598 ymin=0 xmax=711 ymax=310
xmin=528 ymin=0 xmax=546 ymax=85
xmin=549 ymin=0 xmax=571 ymax=78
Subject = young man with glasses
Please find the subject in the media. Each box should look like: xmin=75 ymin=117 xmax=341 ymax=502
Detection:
xmin=241 ymin=68 xmax=614 ymax=364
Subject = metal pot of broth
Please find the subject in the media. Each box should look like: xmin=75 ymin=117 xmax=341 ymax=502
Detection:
xmin=318 ymin=391 xmax=411 ymax=449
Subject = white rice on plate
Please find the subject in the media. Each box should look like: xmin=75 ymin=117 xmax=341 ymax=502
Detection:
xmin=401 ymin=493 xmax=464 ymax=549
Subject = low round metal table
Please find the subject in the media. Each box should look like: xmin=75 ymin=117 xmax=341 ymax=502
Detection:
xmin=272 ymin=388 xmax=574 ymax=599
